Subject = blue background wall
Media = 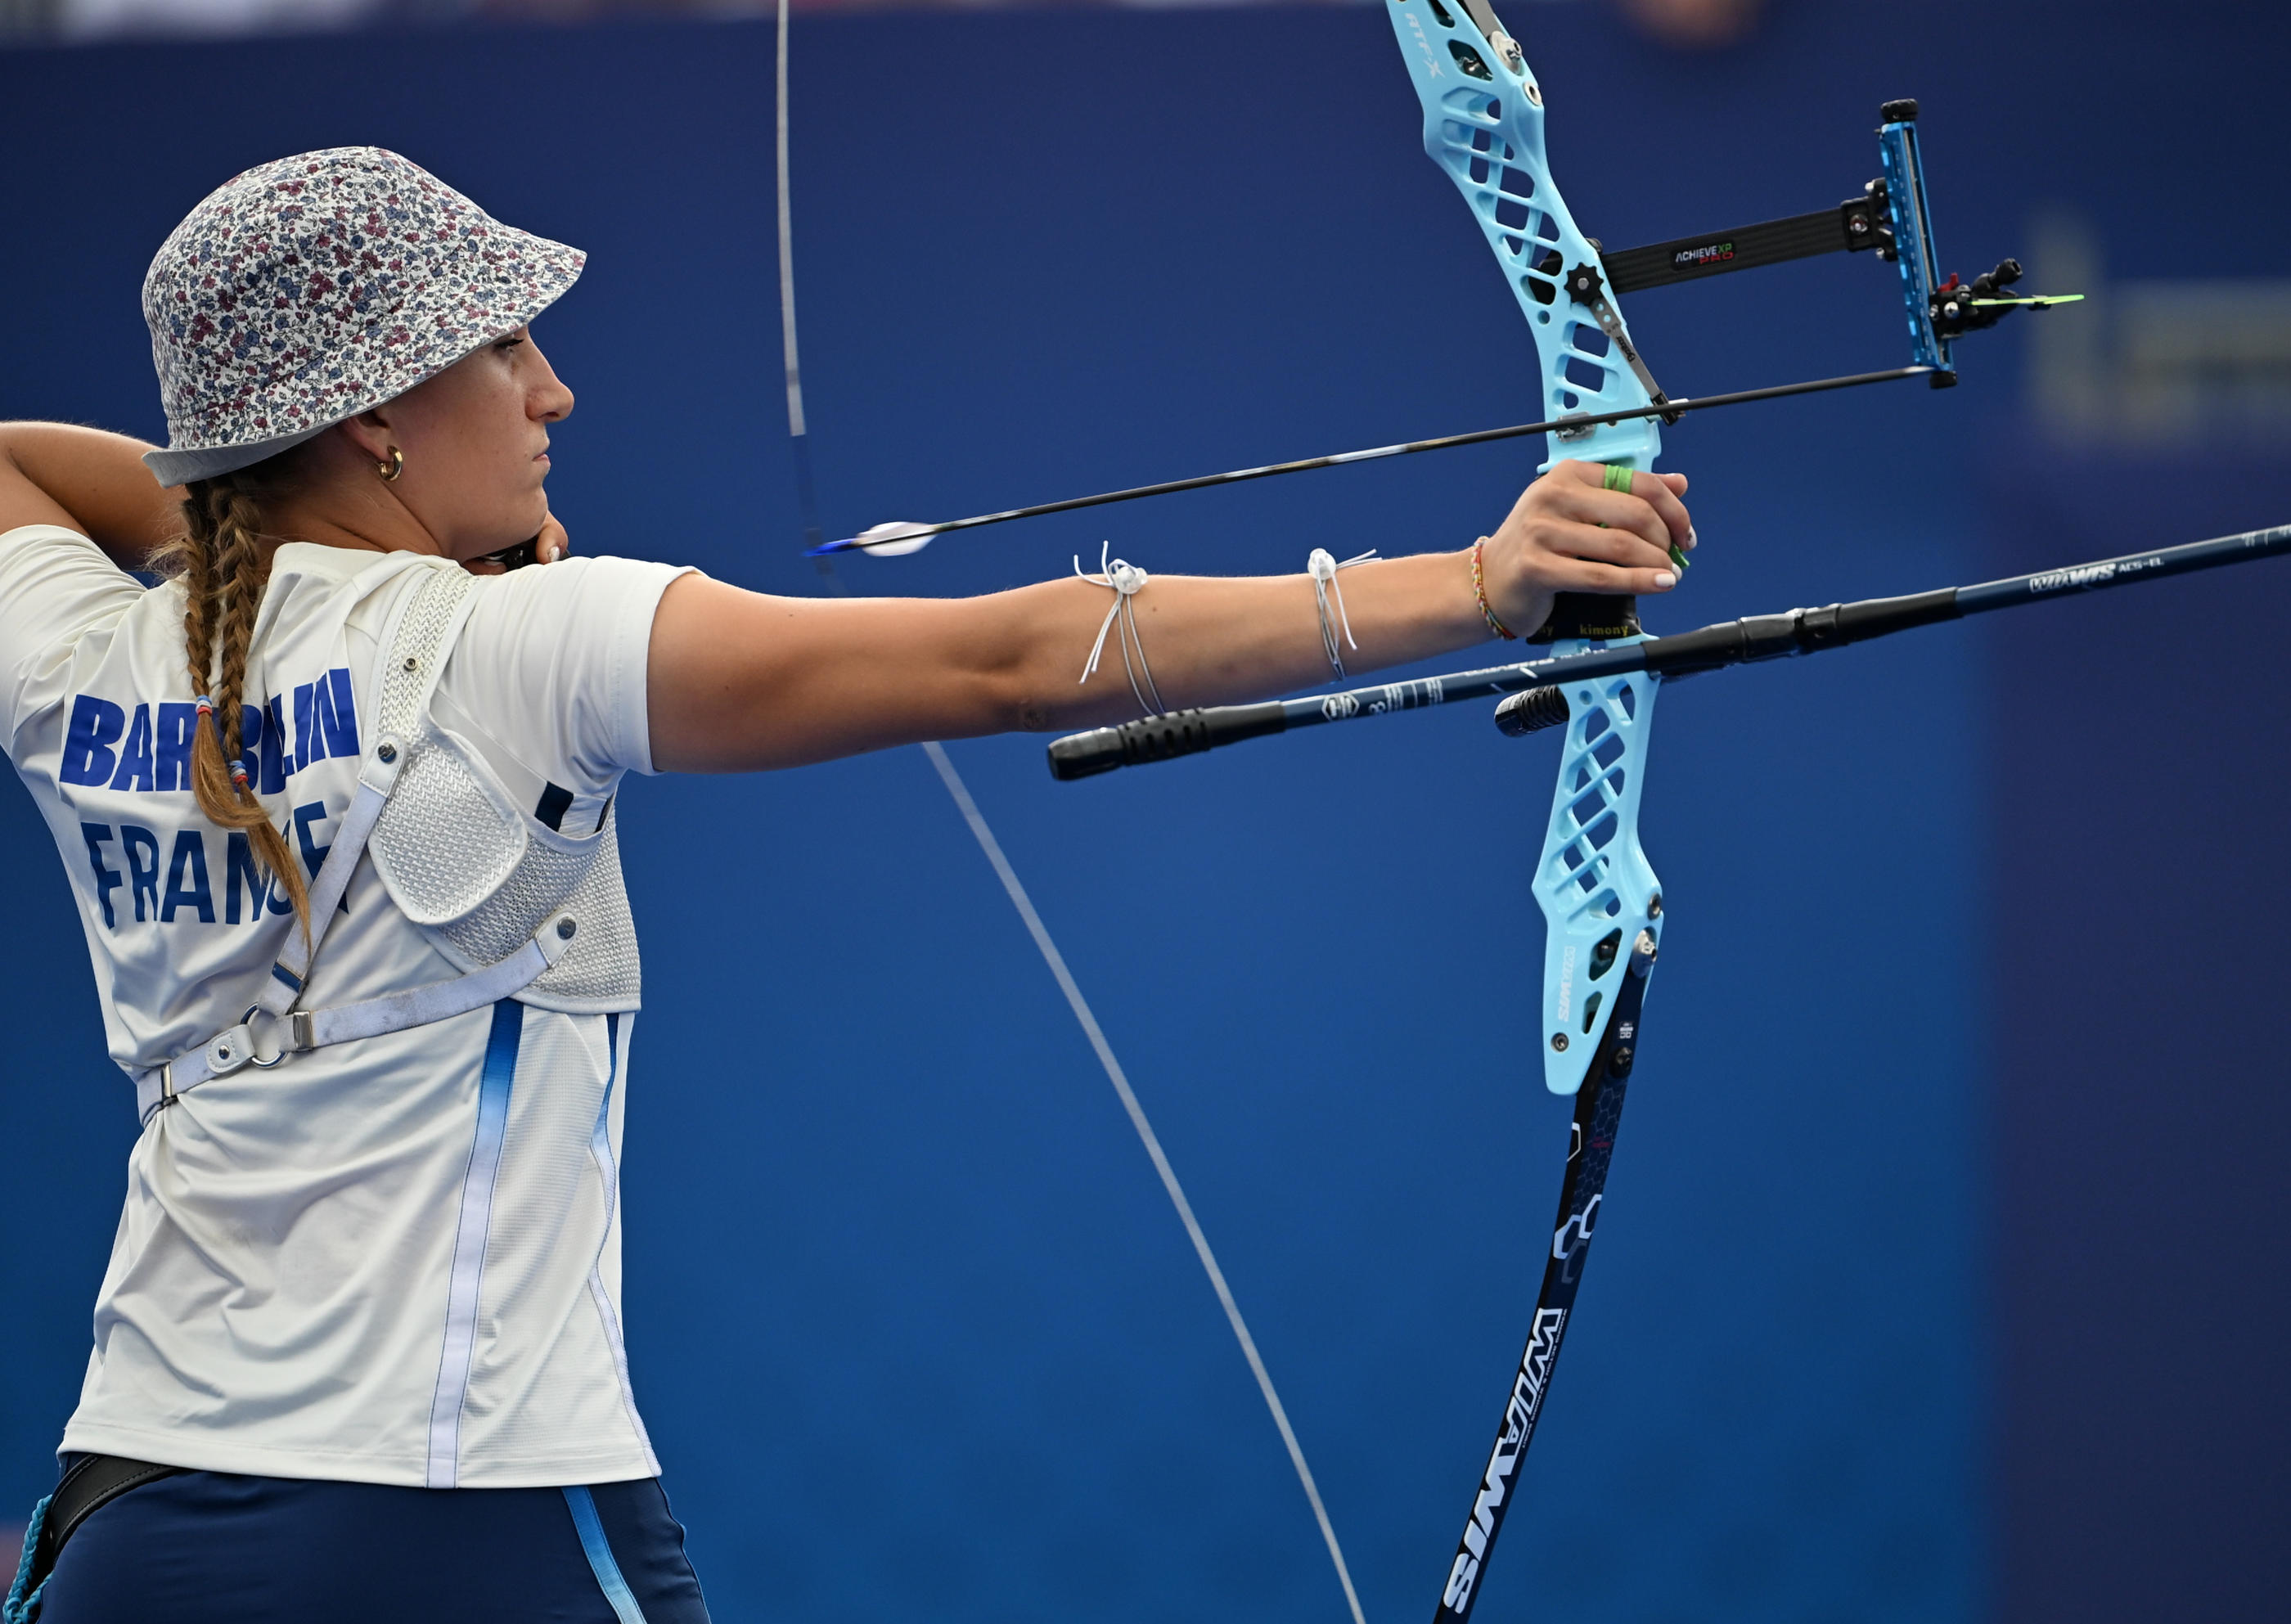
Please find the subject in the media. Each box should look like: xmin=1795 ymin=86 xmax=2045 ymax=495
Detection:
xmin=0 ymin=2 xmax=2284 ymax=1620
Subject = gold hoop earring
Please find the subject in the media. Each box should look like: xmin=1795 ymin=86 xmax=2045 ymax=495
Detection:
xmin=376 ymin=447 xmax=404 ymax=483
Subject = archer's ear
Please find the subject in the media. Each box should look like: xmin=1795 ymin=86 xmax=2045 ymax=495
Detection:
xmin=335 ymin=412 xmax=394 ymax=465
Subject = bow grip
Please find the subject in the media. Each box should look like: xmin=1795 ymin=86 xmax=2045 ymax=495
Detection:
xmin=1046 ymin=702 xmax=1289 ymax=780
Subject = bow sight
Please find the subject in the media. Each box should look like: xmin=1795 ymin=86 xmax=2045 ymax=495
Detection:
xmin=1591 ymin=97 xmax=2072 ymax=390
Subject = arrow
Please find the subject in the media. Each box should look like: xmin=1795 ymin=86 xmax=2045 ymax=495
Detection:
xmin=809 ymin=364 xmax=1936 ymax=555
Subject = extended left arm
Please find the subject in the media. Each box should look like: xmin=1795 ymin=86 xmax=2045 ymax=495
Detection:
xmin=646 ymin=461 xmax=1694 ymax=772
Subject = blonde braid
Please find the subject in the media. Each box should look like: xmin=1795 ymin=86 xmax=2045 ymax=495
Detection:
xmin=177 ymin=503 xmax=218 ymax=706
xmin=164 ymin=474 xmax=312 ymax=942
xmin=206 ymin=487 xmax=263 ymax=791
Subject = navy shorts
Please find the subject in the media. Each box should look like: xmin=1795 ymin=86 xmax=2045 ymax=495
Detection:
xmin=29 ymin=1467 xmax=710 ymax=1623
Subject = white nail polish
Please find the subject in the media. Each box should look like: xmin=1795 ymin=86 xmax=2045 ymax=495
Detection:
xmin=1685 ymin=525 xmax=1699 ymax=550
xmin=1654 ymin=571 xmax=1677 ymax=588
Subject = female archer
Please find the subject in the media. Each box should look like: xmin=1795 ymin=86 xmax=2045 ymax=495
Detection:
xmin=0 ymin=146 xmax=1692 ymax=1623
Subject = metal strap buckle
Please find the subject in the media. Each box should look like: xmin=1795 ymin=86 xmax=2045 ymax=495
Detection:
xmin=240 ymin=1005 xmax=290 ymax=1070
xmin=200 ymin=1006 xmax=295 ymax=1081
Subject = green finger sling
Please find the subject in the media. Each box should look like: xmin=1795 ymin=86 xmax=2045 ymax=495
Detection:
xmin=1598 ymin=462 xmax=1690 ymax=574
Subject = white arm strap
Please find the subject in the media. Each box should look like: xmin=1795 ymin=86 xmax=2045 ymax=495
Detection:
xmin=247 ymin=745 xmax=402 ymax=1016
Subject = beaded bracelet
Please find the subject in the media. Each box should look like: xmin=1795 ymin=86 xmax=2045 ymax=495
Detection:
xmin=1471 ymin=538 xmax=1517 ymax=641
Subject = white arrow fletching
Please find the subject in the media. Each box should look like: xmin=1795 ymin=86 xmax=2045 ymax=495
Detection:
xmin=853 ymin=520 xmax=936 ymax=556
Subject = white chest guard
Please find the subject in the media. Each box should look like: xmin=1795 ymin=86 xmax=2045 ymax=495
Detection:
xmin=367 ymin=563 xmax=641 ymax=1014
xmin=133 ymin=564 xmax=641 ymax=1123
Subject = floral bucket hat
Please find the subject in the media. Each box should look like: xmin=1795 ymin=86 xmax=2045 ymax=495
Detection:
xmin=142 ymin=146 xmax=584 ymax=486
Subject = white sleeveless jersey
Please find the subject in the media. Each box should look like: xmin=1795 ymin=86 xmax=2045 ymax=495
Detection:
xmin=0 ymin=525 xmax=691 ymax=1489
